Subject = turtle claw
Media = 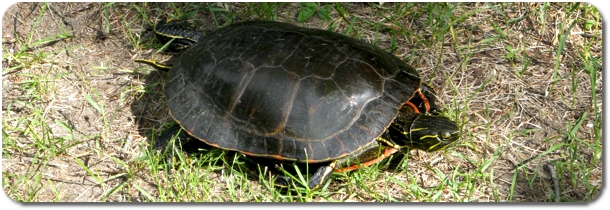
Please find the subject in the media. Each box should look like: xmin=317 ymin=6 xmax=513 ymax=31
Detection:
xmin=262 ymin=161 xmax=335 ymax=190
xmin=271 ymin=175 xmax=294 ymax=189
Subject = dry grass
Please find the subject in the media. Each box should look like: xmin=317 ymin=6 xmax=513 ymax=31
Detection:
xmin=2 ymin=2 xmax=602 ymax=202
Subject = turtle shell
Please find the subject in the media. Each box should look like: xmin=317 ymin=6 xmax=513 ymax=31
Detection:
xmin=165 ymin=21 xmax=422 ymax=163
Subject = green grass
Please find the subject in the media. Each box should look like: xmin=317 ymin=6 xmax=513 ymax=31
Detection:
xmin=3 ymin=3 xmax=62 ymax=202
xmin=2 ymin=2 xmax=602 ymax=202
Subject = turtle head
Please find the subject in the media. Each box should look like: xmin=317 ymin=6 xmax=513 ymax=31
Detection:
xmin=386 ymin=113 xmax=461 ymax=152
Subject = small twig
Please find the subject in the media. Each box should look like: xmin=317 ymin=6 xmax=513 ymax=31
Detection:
xmin=545 ymin=162 xmax=560 ymax=202
xmin=69 ymin=2 xmax=94 ymax=15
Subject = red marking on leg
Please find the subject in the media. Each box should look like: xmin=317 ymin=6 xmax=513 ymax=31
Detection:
xmin=416 ymin=89 xmax=431 ymax=112
xmin=405 ymin=102 xmax=421 ymax=114
xmin=334 ymin=148 xmax=399 ymax=173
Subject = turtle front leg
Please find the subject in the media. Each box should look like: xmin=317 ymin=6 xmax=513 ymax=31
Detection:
xmin=308 ymin=144 xmax=398 ymax=189
xmin=271 ymin=161 xmax=336 ymax=190
xmin=273 ymin=145 xmax=399 ymax=189
xmin=407 ymin=84 xmax=441 ymax=114
xmin=307 ymin=161 xmax=337 ymax=190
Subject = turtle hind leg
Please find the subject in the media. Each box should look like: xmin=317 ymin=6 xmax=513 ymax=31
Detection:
xmin=154 ymin=18 xmax=205 ymax=51
xmin=152 ymin=124 xmax=200 ymax=170
xmin=134 ymin=59 xmax=172 ymax=72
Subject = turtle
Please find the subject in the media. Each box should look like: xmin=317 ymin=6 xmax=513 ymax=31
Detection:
xmin=136 ymin=18 xmax=461 ymax=190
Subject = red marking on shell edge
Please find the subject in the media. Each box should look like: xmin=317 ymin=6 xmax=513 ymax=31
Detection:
xmin=334 ymin=147 xmax=398 ymax=173
xmin=207 ymin=142 xmax=220 ymax=148
xmin=241 ymin=151 xmax=286 ymax=162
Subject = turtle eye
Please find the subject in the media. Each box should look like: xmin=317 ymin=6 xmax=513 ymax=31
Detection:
xmin=441 ymin=131 xmax=451 ymax=140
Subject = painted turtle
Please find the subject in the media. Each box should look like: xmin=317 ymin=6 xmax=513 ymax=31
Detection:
xmin=136 ymin=19 xmax=461 ymax=189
